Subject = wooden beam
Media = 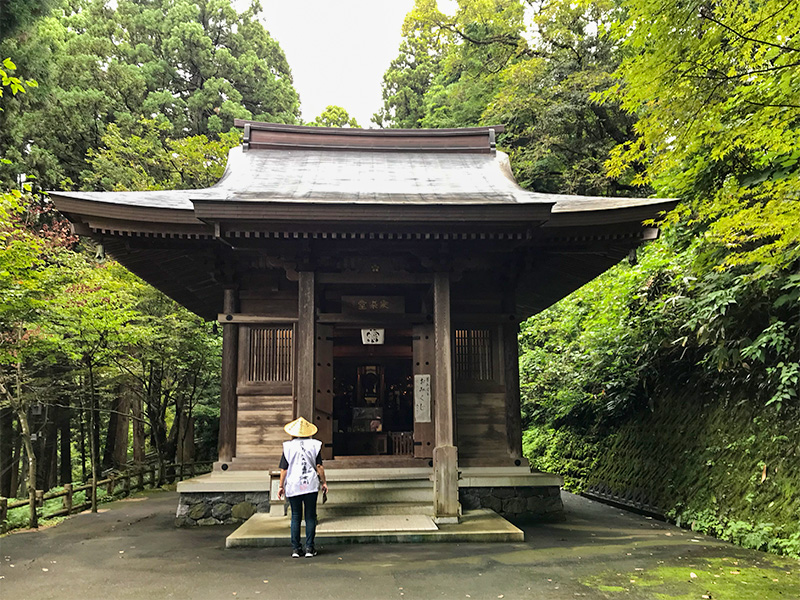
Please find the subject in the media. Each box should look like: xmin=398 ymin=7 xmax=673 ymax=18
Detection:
xmin=316 ymin=313 xmax=430 ymax=325
xmin=452 ymin=313 xmax=517 ymax=325
xmin=218 ymin=314 xmax=299 ymax=324
xmin=296 ymin=271 xmax=315 ymax=421
xmin=333 ymin=345 xmax=413 ymax=359
xmin=218 ymin=288 xmax=238 ymax=463
xmin=316 ymin=272 xmax=434 ymax=285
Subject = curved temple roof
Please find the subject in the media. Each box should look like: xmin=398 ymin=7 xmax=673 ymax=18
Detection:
xmin=51 ymin=122 xmax=678 ymax=319
xmin=52 ymin=121 xmax=675 ymax=228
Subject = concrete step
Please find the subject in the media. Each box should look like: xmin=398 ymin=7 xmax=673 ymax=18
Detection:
xmin=323 ymin=478 xmax=433 ymax=504
xmin=226 ymin=509 xmax=525 ymax=547
xmin=318 ymin=501 xmax=433 ymax=517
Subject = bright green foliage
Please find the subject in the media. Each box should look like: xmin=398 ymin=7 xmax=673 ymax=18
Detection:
xmin=83 ymin=118 xmax=240 ymax=191
xmin=0 ymin=0 xmax=299 ymax=189
xmin=0 ymin=58 xmax=38 ymax=109
xmin=598 ymin=0 xmax=800 ymax=271
xmin=0 ymin=189 xmax=221 ymax=494
xmin=378 ymin=0 xmax=640 ymax=194
xmin=308 ymin=105 xmax=360 ymax=129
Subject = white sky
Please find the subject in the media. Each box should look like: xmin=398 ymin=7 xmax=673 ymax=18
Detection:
xmin=258 ymin=0 xmax=417 ymax=127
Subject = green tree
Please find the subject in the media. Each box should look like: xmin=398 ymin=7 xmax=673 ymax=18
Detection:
xmin=309 ymin=105 xmax=360 ymax=128
xmin=0 ymin=0 xmax=57 ymax=39
xmin=0 ymin=188 xmax=78 ymax=522
xmin=379 ymin=0 xmax=639 ymax=194
xmin=83 ymin=118 xmax=240 ymax=191
xmin=0 ymin=0 xmax=299 ymax=189
xmin=373 ymin=30 xmax=444 ymax=128
xmin=600 ymin=0 xmax=800 ymax=269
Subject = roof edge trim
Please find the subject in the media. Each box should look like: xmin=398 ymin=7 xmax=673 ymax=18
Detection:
xmin=234 ymin=120 xmax=505 ymax=136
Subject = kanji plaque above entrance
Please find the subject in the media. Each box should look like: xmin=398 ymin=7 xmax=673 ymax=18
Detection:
xmin=342 ymin=296 xmax=405 ymax=314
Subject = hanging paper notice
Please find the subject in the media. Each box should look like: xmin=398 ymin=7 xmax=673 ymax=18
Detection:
xmin=414 ymin=374 xmax=431 ymax=423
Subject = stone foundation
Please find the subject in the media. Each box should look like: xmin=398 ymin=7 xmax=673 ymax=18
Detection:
xmin=175 ymin=492 xmax=270 ymax=527
xmin=459 ymin=486 xmax=564 ymax=520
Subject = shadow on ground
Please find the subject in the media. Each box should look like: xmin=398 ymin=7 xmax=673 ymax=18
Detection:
xmin=1 ymin=490 xmax=797 ymax=599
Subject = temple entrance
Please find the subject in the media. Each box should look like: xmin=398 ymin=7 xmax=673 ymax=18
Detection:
xmin=331 ymin=328 xmax=415 ymax=457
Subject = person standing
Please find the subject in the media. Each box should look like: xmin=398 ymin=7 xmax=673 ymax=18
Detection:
xmin=278 ymin=417 xmax=328 ymax=558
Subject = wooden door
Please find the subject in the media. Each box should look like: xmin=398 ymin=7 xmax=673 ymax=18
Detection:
xmin=412 ymin=324 xmax=435 ymax=459
xmin=315 ymin=324 xmax=334 ymax=459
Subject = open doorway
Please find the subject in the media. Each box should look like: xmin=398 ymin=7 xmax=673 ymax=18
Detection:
xmin=331 ymin=328 xmax=414 ymax=456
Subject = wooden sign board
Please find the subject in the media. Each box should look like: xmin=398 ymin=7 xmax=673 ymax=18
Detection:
xmin=414 ymin=374 xmax=431 ymax=423
xmin=342 ymin=296 xmax=404 ymax=314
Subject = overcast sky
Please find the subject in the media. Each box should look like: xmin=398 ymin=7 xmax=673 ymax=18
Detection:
xmin=258 ymin=0 xmax=417 ymax=128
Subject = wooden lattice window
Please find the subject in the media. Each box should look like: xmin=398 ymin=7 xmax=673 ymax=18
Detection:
xmin=247 ymin=326 xmax=294 ymax=383
xmin=454 ymin=329 xmax=494 ymax=381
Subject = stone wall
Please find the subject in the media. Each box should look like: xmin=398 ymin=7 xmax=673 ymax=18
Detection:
xmin=175 ymin=492 xmax=270 ymax=527
xmin=459 ymin=486 xmax=564 ymax=520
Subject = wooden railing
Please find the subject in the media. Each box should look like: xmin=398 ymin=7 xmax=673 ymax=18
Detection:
xmin=0 ymin=460 xmax=213 ymax=532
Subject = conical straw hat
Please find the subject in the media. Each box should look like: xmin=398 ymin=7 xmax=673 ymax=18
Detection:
xmin=284 ymin=416 xmax=318 ymax=437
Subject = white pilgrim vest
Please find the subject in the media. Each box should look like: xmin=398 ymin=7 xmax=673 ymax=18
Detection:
xmin=282 ymin=438 xmax=322 ymax=498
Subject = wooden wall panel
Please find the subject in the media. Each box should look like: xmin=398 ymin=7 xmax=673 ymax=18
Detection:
xmin=456 ymin=392 xmax=510 ymax=466
xmin=236 ymin=395 xmax=293 ymax=459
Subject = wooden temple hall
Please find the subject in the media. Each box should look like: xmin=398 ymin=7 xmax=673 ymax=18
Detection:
xmin=52 ymin=121 xmax=674 ymax=533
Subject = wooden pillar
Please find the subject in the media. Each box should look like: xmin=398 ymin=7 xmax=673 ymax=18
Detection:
xmin=433 ymin=272 xmax=459 ymax=523
xmin=296 ymin=271 xmax=316 ymax=421
xmin=218 ymin=287 xmax=238 ymax=463
xmin=503 ymin=321 xmax=524 ymax=461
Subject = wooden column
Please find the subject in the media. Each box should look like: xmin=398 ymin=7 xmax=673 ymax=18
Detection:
xmin=434 ymin=273 xmax=454 ymax=446
xmin=218 ymin=287 xmax=238 ymax=463
xmin=433 ymin=272 xmax=459 ymax=522
xmin=296 ymin=271 xmax=316 ymax=421
xmin=503 ymin=321 xmax=524 ymax=461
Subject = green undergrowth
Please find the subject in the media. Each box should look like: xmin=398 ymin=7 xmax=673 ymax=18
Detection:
xmin=524 ymin=391 xmax=800 ymax=559
xmin=582 ymin=556 xmax=800 ymax=599
xmin=2 ymin=484 xmax=170 ymax=532
xmin=522 ymin=426 xmax=610 ymax=492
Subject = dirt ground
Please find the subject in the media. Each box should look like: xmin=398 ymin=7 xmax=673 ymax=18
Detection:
xmin=1 ymin=490 xmax=797 ymax=599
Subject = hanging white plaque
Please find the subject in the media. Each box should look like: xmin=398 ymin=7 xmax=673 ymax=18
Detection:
xmin=414 ymin=374 xmax=431 ymax=423
xmin=361 ymin=328 xmax=385 ymax=345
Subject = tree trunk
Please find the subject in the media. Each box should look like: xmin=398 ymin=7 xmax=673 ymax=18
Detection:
xmin=132 ymin=387 xmax=145 ymax=463
xmin=17 ymin=410 xmax=38 ymax=528
xmin=177 ymin=414 xmax=195 ymax=463
xmin=40 ymin=406 xmax=59 ymax=490
xmin=113 ymin=390 xmax=130 ymax=467
xmin=9 ymin=432 xmax=22 ymax=499
xmin=87 ymin=361 xmax=99 ymax=513
xmin=79 ymin=374 xmax=87 ymax=481
xmin=102 ymin=395 xmax=120 ymax=470
xmin=59 ymin=404 xmax=72 ymax=485
xmin=0 ymin=407 xmax=13 ymax=497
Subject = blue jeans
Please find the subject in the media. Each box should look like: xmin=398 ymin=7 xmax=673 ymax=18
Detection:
xmin=288 ymin=492 xmax=318 ymax=551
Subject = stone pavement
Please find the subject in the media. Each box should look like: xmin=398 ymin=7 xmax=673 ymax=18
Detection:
xmin=1 ymin=490 xmax=797 ymax=599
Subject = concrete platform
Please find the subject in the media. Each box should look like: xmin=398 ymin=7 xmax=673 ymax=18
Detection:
xmin=225 ymin=508 xmax=524 ymax=547
xmin=176 ymin=466 xmax=562 ymax=493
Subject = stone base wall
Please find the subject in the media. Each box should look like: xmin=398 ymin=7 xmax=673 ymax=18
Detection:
xmin=175 ymin=492 xmax=269 ymax=527
xmin=459 ymin=486 xmax=564 ymax=520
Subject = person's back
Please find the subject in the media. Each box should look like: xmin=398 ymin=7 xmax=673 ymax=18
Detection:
xmin=278 ymin=417 xmax=328 ymax=557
